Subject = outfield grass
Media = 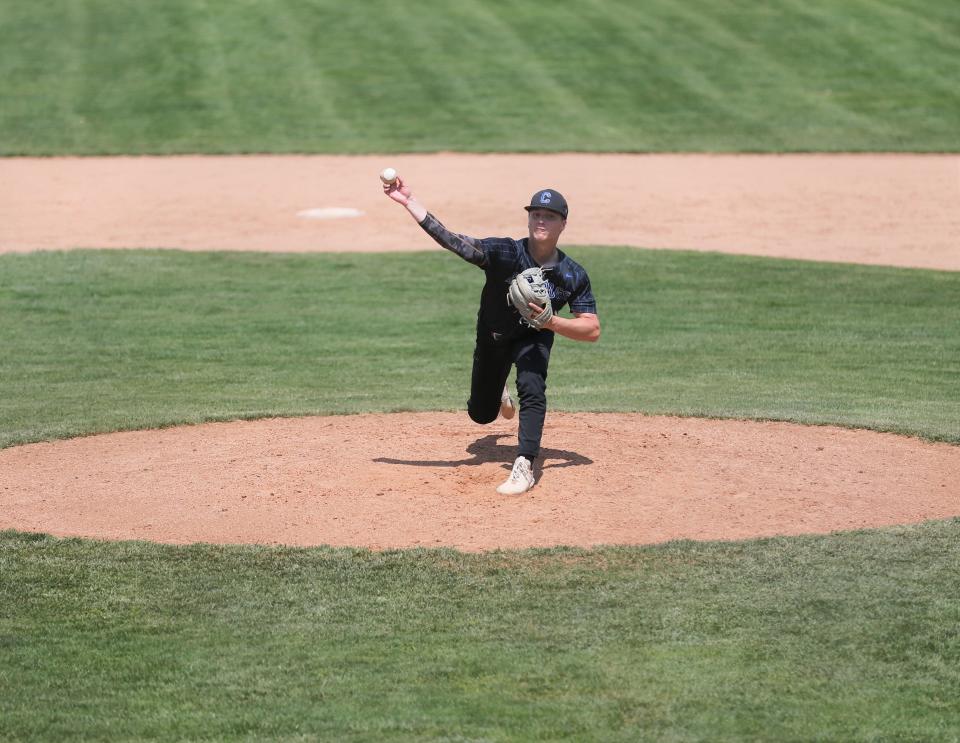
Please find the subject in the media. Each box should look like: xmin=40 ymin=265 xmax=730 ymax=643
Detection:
xmin=2 ymin=522 xmax=959 ymax=741
xmin=2 ymin=0 xmax=958 ymax=154
xmin=1 ymin=247 xmax=958 ymax=449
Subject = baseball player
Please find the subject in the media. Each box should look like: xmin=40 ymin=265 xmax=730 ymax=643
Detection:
xmin=383 ymin=175 xmax=600 ymax=495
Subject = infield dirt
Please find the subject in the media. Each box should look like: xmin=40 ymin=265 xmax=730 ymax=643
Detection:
xmin=1 ymin=154 xmax=958 ymax=549
xmin=2 ymin=153 xmax=958 ymax=269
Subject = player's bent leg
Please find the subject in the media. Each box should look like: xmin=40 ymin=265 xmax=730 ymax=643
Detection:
xmin=467 ymin=404 xmax=500 ymax=425
xmin=467 ymin=332 xmax=513 ymax=425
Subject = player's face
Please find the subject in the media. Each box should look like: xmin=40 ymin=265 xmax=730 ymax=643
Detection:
xmin=527 ymin=209 xmax=566 ymax=242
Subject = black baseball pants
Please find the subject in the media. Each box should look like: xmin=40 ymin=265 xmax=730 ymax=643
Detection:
xmin=467 ymin=329 xmax=554 ymax=463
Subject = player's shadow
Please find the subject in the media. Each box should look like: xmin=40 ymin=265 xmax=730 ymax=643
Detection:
xmin=373 ymin=433 xmax=592 ymax=478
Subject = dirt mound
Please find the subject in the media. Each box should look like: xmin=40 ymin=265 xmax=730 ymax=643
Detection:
xmin=2 ymin=413 xmax=956 ymax=551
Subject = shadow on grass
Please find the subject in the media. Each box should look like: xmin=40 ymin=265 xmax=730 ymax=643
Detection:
xmin=373 ymin=433 xmax=593 ymax=477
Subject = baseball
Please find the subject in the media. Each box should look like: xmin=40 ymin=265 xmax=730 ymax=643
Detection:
xmin=380 ymin=167 xmax=398 ymax=184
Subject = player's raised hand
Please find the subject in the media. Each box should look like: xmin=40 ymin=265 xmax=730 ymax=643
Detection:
xmin=382 ymin=172 xmax=427 ymax=221
xmin=383 ymin=175 xmax=413 ymax=205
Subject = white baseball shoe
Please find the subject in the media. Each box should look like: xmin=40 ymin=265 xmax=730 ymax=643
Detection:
xmin=496 ymin=456 xmax=535 ymax=495
xmin=500 ymin=385 xmax=516 ymax=420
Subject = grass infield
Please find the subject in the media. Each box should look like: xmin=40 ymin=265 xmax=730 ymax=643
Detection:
xmin=2 ymin=522 xmax=959 ymax=741
xmin=1 ymin=0 xmax=958 ymax=154
xmin=2 ymin=248 xmax=958 ymax=739
xmin=1 ymin=247 xmax=958 ymax=449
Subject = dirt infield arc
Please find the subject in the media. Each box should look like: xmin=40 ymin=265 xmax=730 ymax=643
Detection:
xmin=1 ymin=154 xmax=958 ymax=549
xmin=2 ymin=153 xmax=958 ymax=269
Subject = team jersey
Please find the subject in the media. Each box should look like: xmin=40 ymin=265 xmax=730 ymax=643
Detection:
xmin=419 ymin=212 xmax=597 ymax=338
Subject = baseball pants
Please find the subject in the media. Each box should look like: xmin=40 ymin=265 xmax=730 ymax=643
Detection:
xmin=467 ymin=329 xmax=554 ymax=462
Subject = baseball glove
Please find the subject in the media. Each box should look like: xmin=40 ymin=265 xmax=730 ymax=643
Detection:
xmin=506 ymin=267 xmax=553 ymax=329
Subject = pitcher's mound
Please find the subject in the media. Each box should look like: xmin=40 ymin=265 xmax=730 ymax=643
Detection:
xmin=2 ymin=412 xmax=957 ymax=551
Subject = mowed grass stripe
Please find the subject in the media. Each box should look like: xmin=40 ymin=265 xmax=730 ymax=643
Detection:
xmin=464 ymin=1 xmax=612 ymax=143
xmin=668 ymin=1 xmax=881 ymax=144
xmin=2 ymin=522 xmax=959 ymax=740
xmin=1 ymin=0 xmax=958 ymax=154
xmin=1 ymin=247 xmax=958 ymax=449
xmin=194 ymin=1 xmax=242 ymax=145
xmin=269 ymin=2 xmax=354 ymax=147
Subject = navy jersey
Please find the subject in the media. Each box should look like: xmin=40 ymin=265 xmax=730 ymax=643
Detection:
xmin=419 ymin=213 xmax=597 ymax=338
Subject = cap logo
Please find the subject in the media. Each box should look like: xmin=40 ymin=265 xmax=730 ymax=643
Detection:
xmin=540 ymin=191 xmax=552 ymax=205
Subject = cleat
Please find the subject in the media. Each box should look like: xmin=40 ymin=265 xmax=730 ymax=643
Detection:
xmin=500 ymin=385 xmax=516 ymax=420
xmin=496 ymin=456 xmax=535 ymax=495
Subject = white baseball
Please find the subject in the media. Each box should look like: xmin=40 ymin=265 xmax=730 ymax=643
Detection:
xmin=380 ymin=167 xmax=398 ymax=184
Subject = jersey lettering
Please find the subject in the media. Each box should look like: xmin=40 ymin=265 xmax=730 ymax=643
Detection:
xmin=545 ymin=281 xmax=571 ymax=304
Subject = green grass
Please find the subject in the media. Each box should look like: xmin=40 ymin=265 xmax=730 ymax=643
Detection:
xmin=2 ymin=522 xmax=959 ymax=741
xmin=1 ymin=0 xmax=958 ymax=154
xmin=4 ymin=0 xmax=957 ymax=736
xmin=1 ymin=247 xmax=958 ymax=449
xmin=2 ymin=248 xmax=958 ymax=739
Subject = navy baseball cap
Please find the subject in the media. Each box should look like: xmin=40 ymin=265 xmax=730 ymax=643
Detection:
xmin=525 ymin=189 xmax=568 ymax=219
